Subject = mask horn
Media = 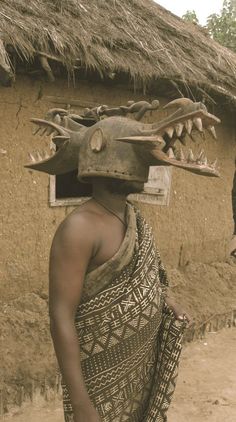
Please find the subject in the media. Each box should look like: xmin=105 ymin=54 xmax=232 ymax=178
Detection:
xmin=115 ymin=135 xmax=165 ymax=148
xmin=163 ymin=98 xmax=194 ymax=110
xmin=30 ymin=118 xmax=71 ymax=137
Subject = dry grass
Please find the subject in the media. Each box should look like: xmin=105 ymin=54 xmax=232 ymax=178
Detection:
xmin=0 ymin=0 xmax=235 ymax=101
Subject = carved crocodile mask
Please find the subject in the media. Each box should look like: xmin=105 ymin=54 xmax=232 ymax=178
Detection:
xmin=25 ymin=98 xmax=220 ymax=180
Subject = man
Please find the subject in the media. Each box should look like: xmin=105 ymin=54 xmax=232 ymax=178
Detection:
xmin=25 ymin=98 xmax=220 ymax=421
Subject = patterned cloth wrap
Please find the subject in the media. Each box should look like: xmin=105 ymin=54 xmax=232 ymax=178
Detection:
xmin=62 ymin=205 xmax=186 ymax=422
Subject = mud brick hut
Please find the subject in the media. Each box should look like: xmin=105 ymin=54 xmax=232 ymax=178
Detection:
xmin=1 ymin=0 xmax=236 ymax=411
xmin=0 ymin=0 xmax=236 ymax=302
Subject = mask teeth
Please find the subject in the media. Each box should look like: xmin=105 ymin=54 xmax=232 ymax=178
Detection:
xmin=28 ymin=149 xmax=51 ymax=163
xmin=28 ymin=152 xmax=36 ymax=162
xmin=31 ymin=118 xmax=69 ymax=137
xmin=196 ymin=149 xmax=205 ymax=163
xmin=211 ymin=158 xmax=217 ymax=169
xmin=187 ymin=149 xmax=195 ymax=162
xmin=193 ymin=117 xmax=203 ymax=132
xmin=54 ymin=114 xmax=62 ymax=125
xmin=35 ymin=150 xmax=43 ymax=161
xmin=202 ymin=156 xmax=208 ymax=166
xmin=185 ymin=119 xmax=193 ymax=135
xmin=207 ymin=126 xmax=217 ymax=139
xmin=167 ymin=147 xmax=175 ymax=159
xmin=34 ymin=126 xmax=54 ymax=137
xmin=157 ymin=135 xmax=165 ymax=144
xmin=165 ymin=127 xmax=174 ymax=138
xmin=175 ymin=122 xmax=184 ymax=137
xmin=33 ymin=127 xmax=41 ymax=136
xmin=41 ymin=150 xmax=49 ymax=159
xmin=178 ymin=148 xmax=185 ymax=161
xmin=40 ymin=128 xmax=48 ymax=137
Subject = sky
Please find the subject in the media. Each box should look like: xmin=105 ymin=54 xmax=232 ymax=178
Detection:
xmin=154 ymin=0 xmax=223 ymax=25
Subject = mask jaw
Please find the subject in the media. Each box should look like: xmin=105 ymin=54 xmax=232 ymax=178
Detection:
xmin=115 ymin=137 xmax=219 ymax=178
xmin=24 ymin=140 xmax=79 ymax=175
xmin=150 ymin=148 xmax=219 ymax=178
xmin=25 ymin=119 xmax=81 ymax=175
xmin=115 ymin=98 xmax=220 ymax=178
xmin=149 ymin=98 xmax=220 ymax=137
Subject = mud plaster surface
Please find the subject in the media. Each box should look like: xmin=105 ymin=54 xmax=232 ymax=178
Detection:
xmin=3 ymin=328 xmax=236 ymax=422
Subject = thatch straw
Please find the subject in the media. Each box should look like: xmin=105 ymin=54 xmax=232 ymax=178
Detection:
xmin=0 ymin=0 xmax=235 ymax=103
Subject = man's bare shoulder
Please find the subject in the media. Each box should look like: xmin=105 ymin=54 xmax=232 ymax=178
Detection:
xmin=52 ymin=203 xmax=103 ymax=252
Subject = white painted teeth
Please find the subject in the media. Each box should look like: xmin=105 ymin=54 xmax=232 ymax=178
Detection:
xmin=167 ymin=148 xmax=175 ymax=159
xmin=196 ymin=150 xmax=204 ymax=162
xmin=54 ymin=114 xmax=61 ymax=125
xmin=40 ymin=128 xmax=48 ymax=137
xmin=33 ymin=127 xmax=47 ymax=137
xmin=185 ymin=119 xmax=193 ymax=135
xmin=41 ymin=150 xmax=50 ymax=159
xmin=211 ymin=159 xmax=217 ymax=169
xmin=164 ymin=118 xmax=216 ymax=146
xmin=165 ymin=127 xmax=174 ymax=138
xmin=188 ymin=149 xmax=195 ymax=162
xmin=167 ymin=146 xmax=217 ymax=171
xmin=28 ymin=153 xmax=36 ymax=162
xmin=33 ymin=127 xmax=41 ymax=136
xmin=207 ymin=126 xmax=217 ymax=139
xmin=36 ymin=151 xmax=43 ymax=161
xmin=157 ymin=135 xmax=165 ymax=143
xmin=196 ymin=149 xmax=208 ymax=165
xmin=33 ymin=125 xmax=59 ymax=137
xmin=175 ymin=148 xmax=185 ymax=161
xmin=179 ymin=148 xmax=185 ymax=161
xmin=29 ymin=150 xmax=50 ymax=162
xmin=193 ymin=117 xmax=203 ymax=132
xmin=175 ymin=123 xmax=184 ymax=137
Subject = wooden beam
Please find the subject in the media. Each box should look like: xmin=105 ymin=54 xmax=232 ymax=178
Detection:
xmin=44 ymin=96 xmax=115 ymax=108
xmin=39 ymin=55 xmax=55 ymax=82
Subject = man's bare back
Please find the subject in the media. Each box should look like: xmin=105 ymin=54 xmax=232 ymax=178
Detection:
xmin=49 ymin=183 xmax=128 ymax=422
xmin=56 ymin=199 xmax=127 ymax=273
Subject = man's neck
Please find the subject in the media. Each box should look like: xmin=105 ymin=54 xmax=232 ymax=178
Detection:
xmin=92 ymin=182 xmax=127 ymax=222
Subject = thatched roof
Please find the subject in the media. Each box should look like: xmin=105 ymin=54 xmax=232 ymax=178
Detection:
xmin=0 ymin=0 xmax=236 ymax=106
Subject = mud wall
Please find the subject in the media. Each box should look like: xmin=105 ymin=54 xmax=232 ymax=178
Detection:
xmin=0 ymin=76 xmax=235 ymax=301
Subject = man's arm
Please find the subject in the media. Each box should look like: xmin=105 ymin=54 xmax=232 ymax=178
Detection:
xmin=157 ymin=252 xmax=192 ymax=324
xmin=49 ymin=213 xmax=101 ymax=422
xmin=165 ymin=296 xmax=191 ymax=324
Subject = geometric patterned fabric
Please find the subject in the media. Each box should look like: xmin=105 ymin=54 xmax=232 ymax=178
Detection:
xmin=62 ymin=205 xmax=185 ymax=421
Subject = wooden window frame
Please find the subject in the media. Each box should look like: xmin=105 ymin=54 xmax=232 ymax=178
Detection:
xmin=49 ymin=167 xmax=172 ymax=207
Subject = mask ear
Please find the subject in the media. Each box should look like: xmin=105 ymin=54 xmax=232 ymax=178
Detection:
xmin=89 ymin=128 xmax=107 ymax=152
